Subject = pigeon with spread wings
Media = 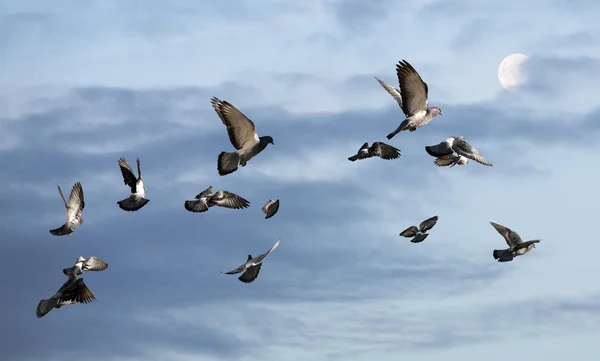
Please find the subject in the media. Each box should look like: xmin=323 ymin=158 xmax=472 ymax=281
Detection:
xmin=63 ymin=256 xmax=109 ymax=276
xmin=386 ymin=60 xmax=442 ymax=139
xmin=348 ymin=142 xmax=401 ymax=161
xmin=49 ymin=182 xmax=85 ymax=236
xmin=262 ymin=199 xmax=280 ymax=219
xmin=212 ymin=97 xmax=274 ymax=176
xmin=184 ymin=186 xmax=250 ymax=213
xmin=426 ymin=136 xmax=493 ymax=166
xmin=117 ymin=157 xmax=149 ymax=211
xmin=489 ymin=221 xmax=541 ymax=262
xmin=222 ymin=239 xmax=280 ymax=283
xmin=36 ymin=270 xmax=97 ymax=318
xmin=399 ymin=216 xmax=439 ymax=243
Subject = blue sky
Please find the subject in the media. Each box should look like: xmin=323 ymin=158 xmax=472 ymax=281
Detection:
xmin=1 ymin=0 xmax=600 ymax=360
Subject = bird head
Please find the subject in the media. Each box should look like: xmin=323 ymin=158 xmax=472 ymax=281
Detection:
xmin=261 ymin=136 xmax=275 ymax=145
xmin=432 ymin=107 xmax=442 ymax=116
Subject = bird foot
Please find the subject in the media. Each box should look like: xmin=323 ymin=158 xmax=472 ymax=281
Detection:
xmin=240 ymin=161 xmax=247 ymax=167
xmin=410 ymin=128 xmax=417 ymax=132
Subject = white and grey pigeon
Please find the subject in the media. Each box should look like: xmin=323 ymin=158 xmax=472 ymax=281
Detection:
xmin=49 ymin=182 xmax=85 ymax=236
xmin=63 ymin=256 xmax=109 ymax=276
xmin=433 ymin=154 xmax=469 ymax=167
xmin=348 ymin=142 xmax=401 ymax=161
xmin=490 ymin=221 xmax=541 ymax=262
xmin=399 ymin=216 xmax=439 ymax=243
xmin=184 ymin=186 xmax=250 ymax=213
xmin=211 ymin=97 xmax=274 ymax=176
xmin=117 ymin=157 xmax=149 ymax=212
xmin=36 ymin=270 xmax=96 ymax=318
xmin=425 ymin=136 xmax=493 ymax=166
xmin=386 ymin=60 xmax=442 ymax=140
xmin=262 ymin=199 xmax=280 ymax=219
xmin=222 ymin=238 xmax=280 ymax=283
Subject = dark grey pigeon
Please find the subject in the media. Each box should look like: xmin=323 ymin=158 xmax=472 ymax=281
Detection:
xmin=386 ymin=60 xmax=442 ymax=139
xmin=262 ymin=199 xmax=280 ymax=219
xmin=117 ymin=157 xmax=149 ymax=212
xmin=399 ymin=216 xmax=439 ymax=243
xmin=490 ymin=221 xmax=541 ymax=262
xmin=212 ymin=97 xmax=274 ymax=176
xmin=184 ymin=186 xmax=250 ymax=213
xmin=49 ymin=182 xmax=85 ymax=236
xmin=36 ymin=270 xmax=96 ymax=318
xmin=63 ymin=256 xmax=109 ymax=276
xmin=222 ymin=239 xmax=280 ymax=283
xmin=348 ymin=142 xmax=401 ymax=161
xmin=425 ymin=136 xmax=493 ymax=166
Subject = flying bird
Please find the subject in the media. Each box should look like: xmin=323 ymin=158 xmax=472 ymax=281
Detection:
xmin=386 ymin=60 xmax=442 ymax=139
xmin=262 ymin=199 xmax=280 ymax=219
xmin=433 ymin=154 xmax=469 ymax=167
xmin=489 ymin=221 xmax=541 ymax=262
xmin=36 ymin=271 xmax=96 ymax=318
xmin=49 ymin=182 xmax=85 ymax=236
xmin=425 ymin=136 xmax=493 ymax=166
xmin=222 ymin=238 xmax=281 ymax=283
xmin=184 ymin=186 xmax=250 ymax=213
xmin=211 ymin=97 xmax=274 ymax=176
xmin=348 ymin=142 xmax=401 ymax=161
xmin=63 ymin=256 xmax=109 ymax=276
xmin=117 ymin=157 xmax=149 ymax=211
xmin=399 ymin=216 xmax=439 ymax=243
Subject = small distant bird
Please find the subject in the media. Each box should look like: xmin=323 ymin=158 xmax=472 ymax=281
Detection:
xmin=117 ymin=157 xmax=149 ymax=212
xmin=184 ymin=186 xmax=250 ymax=213
xmin=63 ymin=256 xmax=109 ymax=276
xmin=425 ymin=136 xmax=493 ymax=166
xmin=489 ymin=221 xmax=541 ymax=262
xmin=49 ymin=182 xmax=85 ymax=236
xmin=348 ymin=142 xmax=401 ymax=161
xmin=433 ymin=154 xmax=469 ymax=167
xmin=262 ymin=199 xmax=280 ymax=219
xmin=386 ymin=60 xmax=442 ymax=140
xmin=36 ymin=271 xmax=96 ymax=318
xmin=399 ymin=216 xmax=439 ymax=243
xmin=211 ymin=97 xmax=274 ymax=176
xmin=222 ymin=239 xmax=281 ymax=283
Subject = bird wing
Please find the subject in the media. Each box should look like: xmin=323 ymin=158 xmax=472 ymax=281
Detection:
xmin=195 ymin=186 xmax=214 ymax=200
xmin=211 ymin=97 xmax=259 ymax=150
xmin=238 ymin=264 xmax=262 ymax=283
xmin=396 ymin=59 xmax=429 ymax=116
xmin=222 ymin=263 xmax=247 ymax=275
xmin=374 ymin=77 xmax=403 ymax=108
xmin=399 ymin=225 xmax=419 ymax=238
xmin=184 ymin=199 xmax=209 ymax=213
xmin=59 ymin=278 xmax=96 ymax=304
xmin=209 ymin=190 xmax=250 ymax=210
xmin=262 ymin=199 xmax=280 ymax=219
xmin=452 ymin=138 xmax=493 ymax=166
xmin=357 ymin=142 xmax=369 ymax=153
xmin=489 ymin=221 xmax=523 ymax=247
xmin=251 ymin=238 xmax=281 ymax=264
xmin=433 ymin=155 xmax=456 ymax=167
xmin=425 ymin=141 xmax=454 ymax=158
xmin=419 ymin=216 xmax=439 ymax=233
xmin=82 ymin=257 xmax=108 ymax=272
xmin=66 ymin=182 xmax=84 ymax=221
xmin=371 ymin=142 xmax=401 ymax=160
xmin=57 ymin=185 xmax=68 ymax=208
xmin=118 ymin=157 xmax=138 ymax=192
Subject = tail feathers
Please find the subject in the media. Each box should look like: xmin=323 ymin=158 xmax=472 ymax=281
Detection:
xmin=49 ymin=224 xmax=71 ymax=236
xmin=117 ymin=195 xmax=149 ymax=212
xmin=410 ymin=233 xmax=429 ymax=243
xmin=493 ymin=249 xmax=514 ymax=262
xmin=386 ymin=120 xmax=409 ymax=140
xmin=217 ymin=151 xmax=240 ymax=176
xmin=36 ymin=297 xmax=59 ymax=318
xmin=184 ymin=199 xmax=209 ymax=213
xmin=348 ymin=154 xmax=359 ymax=162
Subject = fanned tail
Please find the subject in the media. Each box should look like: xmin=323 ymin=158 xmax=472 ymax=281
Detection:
xmin=117 ymin=195 xmax=150 ymax=212
xmin=217 ymin=151 xmax=240 ymax=176
xmin=493 ymin=249 xmax=514 ymax=262
xmin=348 ymin=154 xmax=359 ymax=162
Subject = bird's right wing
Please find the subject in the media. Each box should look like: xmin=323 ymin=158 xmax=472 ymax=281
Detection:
xmin=419 ymin=216 xmax=439 ymax=233
xmin=372 ymin=142 xmax=401 ymax=160
xmin=452 ymin=138 xmax=493 ymax=166
xmin=252 ymin=238 xmax=281 ymax=264
xmin=82 ymin=257 xmax=109 ymax=272
xmin=66 ymin=182 xmax=85 ymax=221
xmin=396 ymin=59 xmax=429 ymax=116
xmin=211 ymin=97 xmax=259 ymax=150
xmin=118 ymin=157 xmax=138 ymax=191
xmin=210 ymin=190 xmax=250 ymax=210
xmin=489 ymin=221 xmax=523 ymax=247
xmin=400 ymin=226 xmax=419 ymax=238
xmin=184 ymin=199 xmax=209 ymax=213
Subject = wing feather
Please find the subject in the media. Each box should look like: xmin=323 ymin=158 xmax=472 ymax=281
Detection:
xmin=211 ymin=97 xmax=259 ymax=150
xmin=489 ymin=221 xmax=523 ymax=247
xmin=210 ymin=190 xmax=250 ymax=210
xmin=371 ymin=142 xmax=401 ymax=160
xmin=396 ymin=60 xmax=429 ymax=116
xmin=419 ymin=216 xmax=439 ymax=233
xmin=374 ymin=77 xmax=403 ymax=108
xmin=66 ymin=182 xmax=84 ymax=221
xmin=118 ymin=158 xmax=138 ymax=192
xmin=399 ymin=225 xmax=419 ymax=238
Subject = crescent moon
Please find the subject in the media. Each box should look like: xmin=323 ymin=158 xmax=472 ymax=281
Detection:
xmin=498 ymin=54 xmax=529 ymax=91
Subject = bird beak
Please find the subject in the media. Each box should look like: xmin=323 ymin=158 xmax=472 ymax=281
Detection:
xmin=271 ymin=141 xmax=275 ymax=145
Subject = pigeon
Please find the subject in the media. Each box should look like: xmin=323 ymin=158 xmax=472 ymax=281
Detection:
xmin=211 ymin=97 xmax=274 ymax=176
xmin=433 ymin=154 xmax=469 ymax=167
xmin=63 ymin=256 xmax=109 ymax=276
xmin=49 ymin=182 xmax=85 ymax=236
xmin=386 ymin=60 xmax=442 ymax=139
xmin=184 ymin=186 xmax=250 ymax=213
xmin=399 ymin=216 xmax=439 ymax=243
xmin=348 ymin=142 xmax=401 ymax=161
xmin=425 ymin=136 xmax=493 ymax=166
xmin=222 ymin=239 xmax=280 ymax=283
xmin=490 ymin=221 xmax=541 ymax=262
xmin=117 ymin=157 xmax=149 ymax=211
xmin=36 ymin=270 xmax=96 ymax=318
xmin=262 ymin=199 xmax=280 ymax=219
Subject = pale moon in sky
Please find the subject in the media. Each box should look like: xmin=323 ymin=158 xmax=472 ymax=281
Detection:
xmin=498 ymin=53 xmax=529 ymax=91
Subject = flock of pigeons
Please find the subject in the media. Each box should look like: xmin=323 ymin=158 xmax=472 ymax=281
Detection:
xmin=36 ymin=59 xmax=541 ymax=318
